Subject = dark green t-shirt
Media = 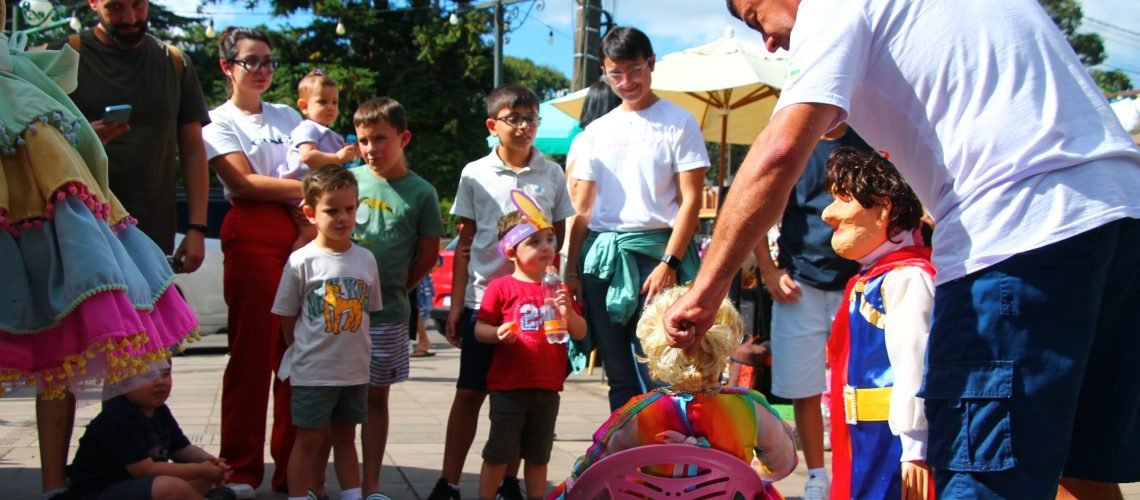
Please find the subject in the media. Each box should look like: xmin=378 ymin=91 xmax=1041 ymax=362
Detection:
xmin=351 ymin=167 xmax=445 ymax=324
xmin=56 ymin=31 xmax=210 ymax=253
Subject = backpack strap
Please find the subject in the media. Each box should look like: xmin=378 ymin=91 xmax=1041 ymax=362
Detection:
xmin=164 ymin=43 xmax=185 ymax=82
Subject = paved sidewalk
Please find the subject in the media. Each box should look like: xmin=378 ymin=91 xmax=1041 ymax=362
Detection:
xmin=2 ymin=330 xmax=1136 ymax=499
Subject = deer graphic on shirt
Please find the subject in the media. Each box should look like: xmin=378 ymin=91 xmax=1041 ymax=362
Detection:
xmin=323 ymin=279 xmax=366 ymax=334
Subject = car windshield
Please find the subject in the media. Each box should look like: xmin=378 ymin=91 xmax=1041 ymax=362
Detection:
xmin=445 ymin=237 xmax=458 ymax=250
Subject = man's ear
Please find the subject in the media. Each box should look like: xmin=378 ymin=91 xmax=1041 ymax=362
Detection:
xmin=485 ymin=117 xmax=498 ymax=136
xmin=647 ymin=55 xmax=656 ymax=72
xmin=399 ymin=130 xmax=413 ymax=148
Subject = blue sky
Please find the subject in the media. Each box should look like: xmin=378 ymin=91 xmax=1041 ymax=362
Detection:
xmin=159 ymin=0 xmax=1140 ymax=87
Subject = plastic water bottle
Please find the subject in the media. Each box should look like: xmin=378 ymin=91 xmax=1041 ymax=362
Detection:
xmin=541 ymin=265 xmax=569 ymax=344
xmin=345 ymin=134 xmax=358 ymax=167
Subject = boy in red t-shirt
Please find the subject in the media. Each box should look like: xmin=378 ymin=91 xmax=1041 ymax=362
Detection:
xmin=474 ymin=209 xmax=586 ymax=500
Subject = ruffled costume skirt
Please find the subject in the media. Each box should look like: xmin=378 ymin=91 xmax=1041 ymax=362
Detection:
xmin=0 ymin=34 xmax=198 ymax=400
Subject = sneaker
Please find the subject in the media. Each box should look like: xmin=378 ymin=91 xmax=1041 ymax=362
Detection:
xmin=221 ymin=483 xmax=257 ymax=500
xmin=427 ymin=478 xmax=461 ymax=500
xmin=365 ymin=494 xmax=392 ymax=500
xmin=205 ymin=487 xmax=238 ymax=500
xmin=496 ymin=476 xmax=524 ymax=500
xmin=308 ymin=490 xmax=331 ymax=500
xmin=803 ymin=473 xmax=830 ymax=500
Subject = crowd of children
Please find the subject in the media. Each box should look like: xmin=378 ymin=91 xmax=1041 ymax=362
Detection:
xmin=15 ymin=19 xmax=1073 ymax=500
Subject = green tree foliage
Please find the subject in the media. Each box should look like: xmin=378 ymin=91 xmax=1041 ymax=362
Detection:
xmin=503 ymin=56 xmax=570 ymax=100
xmin=196 ymin=0 xmax=506 ymax=202
xmin=1038 ymin=0 xmax=1132 ymax=91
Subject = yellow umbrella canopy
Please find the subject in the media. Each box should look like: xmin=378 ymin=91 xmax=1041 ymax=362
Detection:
xmin=650 ymin=27 xmax=787 ymax=189
xmin=554 ymin=28 xmax=787 ymax=190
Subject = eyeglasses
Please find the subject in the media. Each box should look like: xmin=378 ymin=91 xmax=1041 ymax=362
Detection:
xmin=604 ymin=63 xmax=647 ymax=85
xmin=230 ymin=58 xmax=279 ymax=72
xmin=494 ymin=114 xmax=541 ymax=128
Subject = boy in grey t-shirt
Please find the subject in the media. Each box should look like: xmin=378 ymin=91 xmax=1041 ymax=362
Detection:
xmin=272 ymin=167 xmax=382 ymax=500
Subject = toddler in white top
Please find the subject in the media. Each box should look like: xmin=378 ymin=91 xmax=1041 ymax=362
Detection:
xmin=283 ymin=70 xmax=358 ymax=250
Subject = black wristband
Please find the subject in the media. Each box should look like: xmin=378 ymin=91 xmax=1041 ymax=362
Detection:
xmin=661 ymin=254 xmax=680 ymax=269
xmin=186 ymin=223 xmax=209 ymax=234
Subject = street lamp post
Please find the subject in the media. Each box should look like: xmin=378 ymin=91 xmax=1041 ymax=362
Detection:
xmin=453 ymin=0 xmax=538 ymax=88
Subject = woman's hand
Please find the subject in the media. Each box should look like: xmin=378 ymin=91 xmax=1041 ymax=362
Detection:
xmin=445 ymin=306 xmax=464 ymax=348
xmin=640 ymin=262 xmax=678 ymax=304
xmin=761 ymin=268 xmax=802 ymax=303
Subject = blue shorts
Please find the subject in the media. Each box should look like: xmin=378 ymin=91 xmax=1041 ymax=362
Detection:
xmin=920 ymin=218 xmax=1140 ymax=498
xmin=457 ymin=308 xmax=495 ymax=391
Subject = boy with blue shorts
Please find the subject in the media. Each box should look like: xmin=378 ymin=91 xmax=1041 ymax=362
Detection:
xmin=272 ymin=166 xmax=383 ymax=500
xmin=430 ymin=85 xmax=575 ymax=500
xmin=351 ymin=97 xmax=444 ymax=500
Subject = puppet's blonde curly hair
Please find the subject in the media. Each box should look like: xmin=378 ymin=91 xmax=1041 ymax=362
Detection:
xmin=635 ymin=285 xmax=743 ymax=392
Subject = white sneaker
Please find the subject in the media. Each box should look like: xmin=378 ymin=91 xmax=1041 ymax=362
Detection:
xmin=803 ymin=473 xmax=830 ymax=500
xmin=223 ymin=483 xmax=257 ymax=500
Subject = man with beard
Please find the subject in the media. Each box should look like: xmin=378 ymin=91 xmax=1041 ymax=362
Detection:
xmin=54 ymin=0 xmax=210 ymax=271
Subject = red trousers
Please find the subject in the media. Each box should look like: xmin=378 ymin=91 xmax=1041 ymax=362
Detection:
xmin=218 ymin=200 xmax=298 ymax=490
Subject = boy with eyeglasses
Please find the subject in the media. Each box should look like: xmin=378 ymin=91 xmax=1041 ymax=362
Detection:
xmin=429 ymin=85 xmax=575 ymax=500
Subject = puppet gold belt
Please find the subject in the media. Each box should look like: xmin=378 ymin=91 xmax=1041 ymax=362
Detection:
xmin=842 ymin=385 xmax=892 ymax=424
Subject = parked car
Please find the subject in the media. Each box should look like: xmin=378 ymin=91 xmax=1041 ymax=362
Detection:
xmin=171 ymin=232 xmax=227 ymax=335
xmin=428 ymin=236 xmax=457 ymax=332
xmin=171 ymin=188 xmax=230 ymax=335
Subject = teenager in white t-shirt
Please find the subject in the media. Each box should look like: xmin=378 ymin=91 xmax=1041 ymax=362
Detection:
xmin=565 ymin=27 xmax=710 ymax=412
xmin=201 ymin=27 xmax=304 ymax=498
xmin=665 ymin=1 xmax=1140 ymax=498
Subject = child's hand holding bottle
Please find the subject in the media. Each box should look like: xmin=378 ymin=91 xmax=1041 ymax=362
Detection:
xmin=496 ymin=321 xmax=518 ymax=344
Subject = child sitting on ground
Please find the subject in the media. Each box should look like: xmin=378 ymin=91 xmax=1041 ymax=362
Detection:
xmin=272 ymin=166 xmax=383 ymax=500
xmin=474 ymin=192 xmax=587 ymax=500
xmin=281 ymin=70 xmax=359 ymax=250
xmin=67 ymin=360 xmax=235 ymax=500
xmin=822 ymin=147 xmax=935 ymax=500
xmin=549 ymin=285 xmax=798 ymax=499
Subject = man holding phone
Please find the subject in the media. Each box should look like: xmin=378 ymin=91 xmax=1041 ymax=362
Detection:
xmin=52 ymin=0 xmax=211 ymax=271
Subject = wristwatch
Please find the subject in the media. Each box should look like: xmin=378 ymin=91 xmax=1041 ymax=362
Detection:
xmin=186 ymin=223 xmax=209 ymax=234
xmin=661 ymin=254 xmax=681 ymax=270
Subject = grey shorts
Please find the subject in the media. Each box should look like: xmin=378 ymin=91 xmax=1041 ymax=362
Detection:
xmin=483 ymin=389 xmax=560 ymax=465
xmin=291 ymin=384 xmax=368 ymax=429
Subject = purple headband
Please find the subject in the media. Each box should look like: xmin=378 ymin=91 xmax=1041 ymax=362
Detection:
xmin=498 ymin=222 xmax=539 ymax=259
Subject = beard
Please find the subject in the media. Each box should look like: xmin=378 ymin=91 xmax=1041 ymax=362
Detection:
xmin=101 ymin=19 xmax=148 ymax=46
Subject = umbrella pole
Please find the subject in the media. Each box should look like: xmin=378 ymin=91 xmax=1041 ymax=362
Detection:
xmin=719 ymin=110 xmax=729 ymax=195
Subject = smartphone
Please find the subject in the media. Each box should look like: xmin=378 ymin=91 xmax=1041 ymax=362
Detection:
xmin=103 ymin=104 xmax=132 ymax=124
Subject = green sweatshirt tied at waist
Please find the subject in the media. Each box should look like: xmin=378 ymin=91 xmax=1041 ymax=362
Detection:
xmin=580 ymin=228 xmax=700 ymax=324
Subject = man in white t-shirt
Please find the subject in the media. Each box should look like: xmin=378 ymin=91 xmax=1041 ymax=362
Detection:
xmin=664 ymin=1 xmax=1140 ymax=498
xmin=565 ymin=27 xmax=710 ymax=412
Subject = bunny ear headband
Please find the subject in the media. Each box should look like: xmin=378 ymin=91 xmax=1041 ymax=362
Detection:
xmin=498 ymin=189 xmax=552 ymax=259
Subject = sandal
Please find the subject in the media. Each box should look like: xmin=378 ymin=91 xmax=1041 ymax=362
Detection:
xmin=411 ymin=349 xmax=436 ymax=358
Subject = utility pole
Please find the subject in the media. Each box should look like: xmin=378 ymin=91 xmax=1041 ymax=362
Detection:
xmin=572 ymin=0 xmax=603 ymax=91
xmin=493 ymin=0 xmax=504 ymax=87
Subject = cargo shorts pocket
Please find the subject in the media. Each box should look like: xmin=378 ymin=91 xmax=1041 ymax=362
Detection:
xmin=919 ymin=361 xmax=1015 ymax=472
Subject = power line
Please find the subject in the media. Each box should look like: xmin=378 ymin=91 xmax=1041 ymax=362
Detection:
xmin=1086 ymin=17 xmax=1140 ymax=42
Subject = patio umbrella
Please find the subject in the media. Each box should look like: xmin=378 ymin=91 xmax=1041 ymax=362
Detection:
xmin=552 ymin=28 xmax=787 ymax=190
xmin=651 ymin=27 xmax=787 ymax=190
xmin=487 ymin=100 xmax=581 ymax=155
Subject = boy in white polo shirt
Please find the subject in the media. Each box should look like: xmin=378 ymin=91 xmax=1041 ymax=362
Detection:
xmin=428 ymin=85 xmax=575 ymax=500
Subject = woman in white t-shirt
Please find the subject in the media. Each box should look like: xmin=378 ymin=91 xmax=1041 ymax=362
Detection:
xmin=201 ymin=26 xmax=303 ymax=496
xmin=565 ymin=27 xmax=710 ymax=412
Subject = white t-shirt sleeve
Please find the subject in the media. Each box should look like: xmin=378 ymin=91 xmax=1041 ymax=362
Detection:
xmin=203 ymin=110 xmax=241 ymax=161
xmin=881 ymin=266 xmax=935 ymax=462
xmin=271 ymin=258 xmax=302 ymax=317
xmin=291 ymin=120 xmax=321 ymax=147
xmin=365 ymin=252 xmax=383 ymax=313
xmin=451 ymin=168 xmax=477 ymax=220
xmin=571 ymin=132 xmax=597 ymax=181
xmin=672 ymin=113 xmax=711 ymax=172
xmin=549 ymin=166 xmax=576 ymax=222
xmin=774 ymin=0 xmax=872 ymax=130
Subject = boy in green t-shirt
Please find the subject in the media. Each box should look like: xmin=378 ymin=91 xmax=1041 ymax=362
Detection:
xmin=350 ymin=97 xmax=444 ymax=500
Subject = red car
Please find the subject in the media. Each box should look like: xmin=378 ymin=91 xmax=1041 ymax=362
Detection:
xmin=428 ymin=237 xmax=457 ymax=331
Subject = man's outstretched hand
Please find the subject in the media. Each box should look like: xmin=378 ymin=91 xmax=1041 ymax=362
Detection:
xmin=662 ymin=288 xmax=719 ymax=356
